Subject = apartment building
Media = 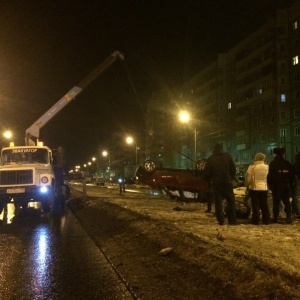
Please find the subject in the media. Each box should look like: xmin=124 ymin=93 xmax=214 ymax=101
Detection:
xmin=145 ymin=0 xmax=300 ymax=173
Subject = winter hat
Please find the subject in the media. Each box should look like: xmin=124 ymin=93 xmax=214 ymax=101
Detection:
xmin=273 ymin=147 xmax=285 ymax=156
xmin=254 ymin=153 xmax=266 ymax=161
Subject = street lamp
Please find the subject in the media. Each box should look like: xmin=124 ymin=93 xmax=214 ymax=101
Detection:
xmin=92 ymin=157 xmax=97 ymax=175
xmin=3 ymin=130 xmax=13 ymax=146
xmin=102 ymin=150 xmax=111 ymax=181
xmin=3 ymin=130 xmax=12 ymax=139
xmin=179 ymin=111 xmax=197 ymax=162
xmin=126 ymin=136 xmax=139 ymax=170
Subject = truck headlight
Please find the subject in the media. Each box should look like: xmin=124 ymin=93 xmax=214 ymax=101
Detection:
xmin=40 ymin=186 xmax=48 ymax=193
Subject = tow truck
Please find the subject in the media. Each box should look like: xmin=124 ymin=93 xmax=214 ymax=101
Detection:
xmin=0 ymin=51 xmax=124 ymax=215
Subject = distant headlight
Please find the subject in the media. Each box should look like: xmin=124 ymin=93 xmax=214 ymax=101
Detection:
xmin=40 ymin=186 xmax=48 ymax=193
xmin=41 ymin=176 xmax=49 ymax=184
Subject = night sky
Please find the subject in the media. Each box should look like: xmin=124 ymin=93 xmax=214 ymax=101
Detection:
xmin=0 ymin=0 xmax=279 ymax=167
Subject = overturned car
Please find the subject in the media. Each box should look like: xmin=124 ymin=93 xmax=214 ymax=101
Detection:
xmin=135 ymin=159 xmax=251 ymax=219
xmin=136 ymin=159 xmax=209 ymax=201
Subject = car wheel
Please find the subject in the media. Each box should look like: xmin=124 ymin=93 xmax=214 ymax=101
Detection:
xmin=144 ymin=160 xmax=156 ymax=173
xmin=195 ymin=159 xmax=207 ymax=172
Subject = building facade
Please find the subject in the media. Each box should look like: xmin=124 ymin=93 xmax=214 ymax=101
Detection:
xmin=145 ymin=0 xmax=300 ymax=174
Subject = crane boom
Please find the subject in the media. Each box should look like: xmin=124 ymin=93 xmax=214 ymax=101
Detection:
xmin=25 ymin=51 xmax=124 ymax=143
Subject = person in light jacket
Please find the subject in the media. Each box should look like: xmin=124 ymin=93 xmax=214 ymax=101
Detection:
xmin=245 ymin=153 xmax=270 ymax=225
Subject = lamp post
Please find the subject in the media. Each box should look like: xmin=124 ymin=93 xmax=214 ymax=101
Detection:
xmin=102 ymin=150 xmax=111 ymax=181
xmin=88 ymin=162 xmax=91 ymax=177
xmin=179 ymin=111 xmax=197 ymax=162
xmin=92 ymin=157 xmax=97 ymax=176
xmin=126 ymin=136 xmax=138 ymax=171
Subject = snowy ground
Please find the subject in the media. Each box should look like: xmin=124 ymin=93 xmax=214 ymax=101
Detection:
xmin=69 ymin=184 xmax=300 ymax=299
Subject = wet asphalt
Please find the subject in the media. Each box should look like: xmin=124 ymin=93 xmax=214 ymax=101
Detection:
xmin=0 ymin=203 xmax=133 ymax=300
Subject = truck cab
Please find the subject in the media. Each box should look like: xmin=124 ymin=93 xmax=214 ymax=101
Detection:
xmin=0 ymin=144 xmax=55 ymax=214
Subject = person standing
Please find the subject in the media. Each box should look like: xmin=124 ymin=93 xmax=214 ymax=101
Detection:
xmin=205 ymin=143 xmax=238 ymax=225
xmin=267 ymin=148 xmax=294 ymax=224
xmin=245 ymin=153 xmax=270 ymax=225
xmin=292 ymin=151 xmax=300 ymax=219
xmin=118 ymin=171 xmax=126 ymax=194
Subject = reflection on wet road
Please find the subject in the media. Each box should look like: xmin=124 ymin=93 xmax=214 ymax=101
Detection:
xmin=0 ymin=204 xmax=133 ymax=299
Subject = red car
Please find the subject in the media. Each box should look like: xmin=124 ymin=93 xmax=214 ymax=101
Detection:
xmin=135 ymin=159 xmax=209 ymax=201
xmin=135 ymin=159 xmax=250 ymax=219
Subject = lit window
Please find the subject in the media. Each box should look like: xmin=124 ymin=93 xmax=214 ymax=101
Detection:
xmin=293 ymin=55 xmax=299 ymax=65
xmin=257 ymin=87 xmax=263 ymax=94
xmin=293 ymin=21 xmax=298 ymax=30
xmin=228 ymin=102 xmax=231 ymax=109
xmin=281 ymin=128 xmax=286 ymax=137
xmin=295 ymin=127 xmax=300 ymax=136
xmin=280 ymin=94 xmax=286 ymax=102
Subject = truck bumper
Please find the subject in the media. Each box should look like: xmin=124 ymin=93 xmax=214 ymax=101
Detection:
xmin=0 ymin=186 xmax=53 ymax=202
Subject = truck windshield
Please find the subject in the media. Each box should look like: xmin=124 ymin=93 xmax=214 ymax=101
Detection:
xmin=1 ymin=148 xmax=49 ymax=165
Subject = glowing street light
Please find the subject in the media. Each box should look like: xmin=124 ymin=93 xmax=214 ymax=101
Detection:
xmin=178 ymin=111 xmax=197 ymax=162
xmin=126 ymin=136 xmax=139 ymax=170
xmin=126 ymin=136 xmax=133 ymax=145
xmin=102 ymin=150 xmax=111 ymax=181
xmin=3 ymin=130 xmax=12 ymax=139
xmin=179 ymin=111 xmax=190 ymax=123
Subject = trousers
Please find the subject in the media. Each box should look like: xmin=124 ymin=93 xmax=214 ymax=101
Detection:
xmin=213 ymin=184 xmax=237 ymax=224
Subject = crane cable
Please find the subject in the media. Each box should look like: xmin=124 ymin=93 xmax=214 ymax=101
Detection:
xmin=120 ymin=60 xmax=147 ymax=125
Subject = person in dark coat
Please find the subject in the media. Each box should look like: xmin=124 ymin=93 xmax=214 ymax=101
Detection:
xmin=205 ymin=143 xmax=238 ymax=225
xmin=267 ymin=148 xmax=294 ymax=224
xmin=118 ymin=171 xmax=126 ymax=194
xmin=292 ymin=151 xmax=300 ymax=218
